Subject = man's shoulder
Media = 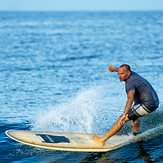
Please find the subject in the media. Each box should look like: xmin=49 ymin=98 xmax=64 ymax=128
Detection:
xmin=126 ymin=71 xmax=142 ymax=88
xmin=131 ymin=71 xmax=138 ymax=77
xmin=129 ymin=71 xmax=143 ymax=81
xmin=127 ymin=71 xmax=138 ymax=82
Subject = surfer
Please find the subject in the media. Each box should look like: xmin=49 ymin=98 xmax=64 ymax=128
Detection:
xmin=92 ymin=64 xmax=159 ymax=146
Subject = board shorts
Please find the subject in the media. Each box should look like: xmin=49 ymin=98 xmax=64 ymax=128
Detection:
xmin=127 ymin=103 xmax=156 ymax=122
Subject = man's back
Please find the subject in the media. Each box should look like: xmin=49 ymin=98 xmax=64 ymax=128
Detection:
xmin=125 ymin=71 xmax=159 ymax=110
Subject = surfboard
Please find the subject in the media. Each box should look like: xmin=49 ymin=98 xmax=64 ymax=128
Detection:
xmin=6 ymin=130 xmax=131 ymax=152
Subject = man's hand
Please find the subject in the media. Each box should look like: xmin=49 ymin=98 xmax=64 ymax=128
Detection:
xmin=119 ymin=114 xmax=126 ymax=127
xmin=108 ymin=64 xmax=119 ymax=72
xmin=108 ymin=64 xmax=115 ymax=72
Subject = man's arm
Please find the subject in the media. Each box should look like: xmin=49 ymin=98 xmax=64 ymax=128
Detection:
xmin=124 ymin=90 xmax=135 ymax=115
xmin=108 ymin=64 xmax=119 ymax=72
xmin=119 ymin=90 xmax=135 ymax=126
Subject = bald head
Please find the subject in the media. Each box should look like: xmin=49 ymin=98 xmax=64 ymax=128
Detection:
xmin=120 ymin=64 xmax=131 ymax=72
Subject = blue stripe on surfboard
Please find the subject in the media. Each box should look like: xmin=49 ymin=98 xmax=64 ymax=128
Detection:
xmin=36 ymin=134 xmax=70 ymax=143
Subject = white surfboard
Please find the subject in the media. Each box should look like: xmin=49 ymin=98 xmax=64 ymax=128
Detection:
xmin=6 ymin=130 xmax=131 ymax=152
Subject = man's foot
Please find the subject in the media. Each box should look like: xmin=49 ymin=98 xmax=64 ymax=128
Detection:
xmin=92 ymin=135 xmax=105 ymax=146
xmin=133 ymin=131 xmax=142 ymax=136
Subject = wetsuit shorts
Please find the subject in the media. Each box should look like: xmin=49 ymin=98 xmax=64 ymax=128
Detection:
xmin=127 ymin=104 xmax=156 ymax=122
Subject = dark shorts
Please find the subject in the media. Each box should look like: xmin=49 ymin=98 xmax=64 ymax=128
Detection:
xmin=127 ymin=104 xmax=156 ymax=122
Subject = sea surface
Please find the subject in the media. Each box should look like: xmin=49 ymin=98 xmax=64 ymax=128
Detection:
xmin=0 ymin=11 xmax=163 ymax=163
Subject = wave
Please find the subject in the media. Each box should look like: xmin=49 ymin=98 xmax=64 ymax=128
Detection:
xmin=31 ymin=83 xmax=163 ymax=136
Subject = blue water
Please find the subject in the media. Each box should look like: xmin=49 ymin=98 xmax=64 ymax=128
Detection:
xmin=0 ymin=11 xmax=163 ymax=162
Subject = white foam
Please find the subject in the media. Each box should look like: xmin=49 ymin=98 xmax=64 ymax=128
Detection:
xmin=31 ymin=81 xmax=125 ymax=134
xmin=31 ymin=79 xmax=163 ymax=135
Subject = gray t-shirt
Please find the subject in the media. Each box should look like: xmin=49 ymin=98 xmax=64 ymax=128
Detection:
xmin=125 ymin=71 xmax=159 ymax=110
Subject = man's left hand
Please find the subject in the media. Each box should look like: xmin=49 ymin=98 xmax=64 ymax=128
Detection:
xmin=119 ymin=114 xmax=126 ymax=127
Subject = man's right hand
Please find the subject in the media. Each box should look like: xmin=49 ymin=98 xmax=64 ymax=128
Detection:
xmin=108 ymin=64 xmax=115 ymax=72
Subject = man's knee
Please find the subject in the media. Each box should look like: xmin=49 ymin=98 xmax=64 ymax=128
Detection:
xmin=125 ymin=114 xmax=130 ymax=122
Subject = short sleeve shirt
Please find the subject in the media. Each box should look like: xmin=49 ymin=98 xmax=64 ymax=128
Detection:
xmin=125 ymin=71 xmax=159 ymax=109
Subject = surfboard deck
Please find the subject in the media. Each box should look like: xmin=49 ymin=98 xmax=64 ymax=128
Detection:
xmin=6 ymin=130 xmax=131 ymax=152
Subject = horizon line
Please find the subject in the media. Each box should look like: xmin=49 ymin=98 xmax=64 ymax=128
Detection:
xmin=0 ymin=9 xmax=163 ymax=12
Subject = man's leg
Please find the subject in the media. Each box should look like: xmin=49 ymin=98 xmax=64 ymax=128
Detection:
xmin=131 ymin=118 xmax=140 ymax=133
xmin=92 ymin=114 xmax=130 ymax=146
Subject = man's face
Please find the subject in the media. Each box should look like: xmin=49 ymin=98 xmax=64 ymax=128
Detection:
xmin=118 ymin=67 xmax=130 ymax=82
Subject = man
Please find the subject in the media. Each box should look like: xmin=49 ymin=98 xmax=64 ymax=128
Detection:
xmin=92 ymin=64 xmax=159 ymax=146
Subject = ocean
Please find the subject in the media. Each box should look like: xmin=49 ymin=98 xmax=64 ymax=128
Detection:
xmin=0 ymin=11 xmax=163 ymax=163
